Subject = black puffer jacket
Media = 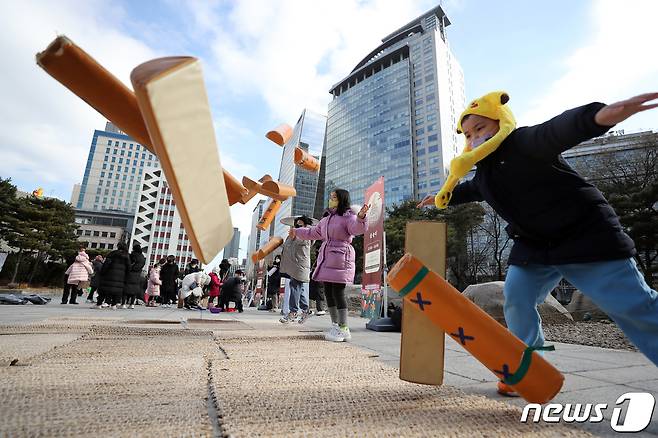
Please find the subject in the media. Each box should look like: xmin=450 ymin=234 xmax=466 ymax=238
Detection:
xmin=124 ymin=251 xmax=146 ymax=297
xmin=99 ymin=250 xmax=131 ymax=298
xmin=160 ymin=262 xmax=179 ymax=294
xmin=450 ymin=102 xmax=635 ymax=266
xmin=90 ymin=259 xmax=103 ymax=288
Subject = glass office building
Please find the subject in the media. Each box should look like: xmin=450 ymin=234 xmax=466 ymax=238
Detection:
xmin=324 ymin=5 xmax=464 ymax=206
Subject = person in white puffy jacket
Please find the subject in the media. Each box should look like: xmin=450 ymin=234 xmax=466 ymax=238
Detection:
xmin=179 ymin=271 xmax=210 ymax=310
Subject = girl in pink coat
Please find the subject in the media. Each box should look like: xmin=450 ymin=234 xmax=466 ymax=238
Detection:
xmin=291 ymin=189 xmax=369 ymax=342
xmin=146 ymin=263 xmax=162 ymax=306
xmin=66 ymin=247 xmax=93 ymax=299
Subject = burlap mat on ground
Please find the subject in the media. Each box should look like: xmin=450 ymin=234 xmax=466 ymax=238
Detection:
xmin=0 ymin=319 xmax=589 ymax=437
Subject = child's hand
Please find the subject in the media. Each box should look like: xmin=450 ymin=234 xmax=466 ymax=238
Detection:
xmin=595 ymin=92 xmax=658 ymax=126
xmin=417 ymin=194 xmax=435 ymax=208
xmin=357 ymin=204 xmax=370 ymax=219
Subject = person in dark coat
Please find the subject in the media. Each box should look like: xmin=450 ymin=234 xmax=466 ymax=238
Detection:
xmin=60 ymin=252 xmax=78 ymax=304
xmin=159 ymin=255 xmax=179 ymax=307
xmin=219 ymin=270 xmax=245 ymax=312
xmin=183 ymin=258 xmax=202 ymax=277
xmin=266 ymin=255 xmax=281 ymax=311
xmin=417 ymin=91 xmax=658 ymax=396
xmin=122 ymin=243 xmax=146 ymax=309
xmin=87 ymin=255 xmax=104 ymax=303
xmin=96 ymin=242 xmax=130 ymax=309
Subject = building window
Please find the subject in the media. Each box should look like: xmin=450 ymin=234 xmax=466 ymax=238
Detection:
xmin=416 ymin=149 xmax=426 ymax=156
xmin=111 ymin=157 xmax=116 ymax=163
xmin=90 ymin=242 xmax=98 ymax=248
xmin=428 ymin=145 xmax=439 ymax=153
xmin=76 ymin=230 xmax=83 ymax=236
xmin=130 ymin=144 xmax=134 ymax=149
xmin=427 ymin=113 xmax=437 ymax=122
xmin=416 ymin=128 xmax=424 ymax=136
xmin=110 ymin=232 xmax=116 ymax=238
xmin=84 ymin=230 xmax=91 ymax=236
xmin=427 ymin=123 xmax=436 ymax=132
xmin=93 ymin=231 xmax=100 ymax=237
xmin=428 ymin=134 xmax=438 ymax=143
xmin=99 ymin=243 xmax=106 ymax=249
xmin=103 ymin=156 xmax=108 ymax=162
xmin=107 ymin=140 xmax=112 ymax=145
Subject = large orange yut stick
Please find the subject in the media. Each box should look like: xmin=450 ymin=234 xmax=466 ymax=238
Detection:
xmin=256 ymin=199 xmax=282 ymax=231
xmin=35 ymin=36 xmax=247 ymax=205
xmin=294 ymin=147 xmax=320 ymax=172
xmin=251 ymin=236 xmax=284 ymax=262
xmin=265 ymin=124 xmax=293 ymax=146
xmin=387 ymin=254 xmax=564 ymax=404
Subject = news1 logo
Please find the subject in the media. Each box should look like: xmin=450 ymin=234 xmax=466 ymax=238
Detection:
xmin=521 ymin=392 xmax=655 ymax=432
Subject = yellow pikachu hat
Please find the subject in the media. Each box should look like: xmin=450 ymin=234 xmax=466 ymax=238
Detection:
xmin=433 ymin=91 xmax=516 ymax=209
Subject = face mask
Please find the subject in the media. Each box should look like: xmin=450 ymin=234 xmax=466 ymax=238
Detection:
xmin=328 ymin=199 xmax=338 ymax=209
xmin=471 ymin=135 xmax=492 ymax=150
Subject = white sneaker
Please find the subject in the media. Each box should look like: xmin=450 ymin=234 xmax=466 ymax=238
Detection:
xmin=110 ymin=305 xmax=117 ymax=310
xmin=100 ymin=303 xmax=109 ymax=308
xmin=120 ymin=304 xmax=127 ymax=309
xmin=316 ymin=310 xmax=326 ymax=316
xmin=324 ymin=324 xmax=346 ymax=342
xmin=130 ymin=304 xmax=135 ymax=309
xmin=340 ymin=326 xmax=351 ymax=341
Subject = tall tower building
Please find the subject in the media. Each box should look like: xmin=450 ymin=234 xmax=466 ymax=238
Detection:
xmin=272 ymin=109 xmax=327 ymax=238
xmin=75 ymin=122 xmax=159 ymax=213
xmin=245 ymin=199 xmax=268 ymax=277
xmin=223 ymin=227 xmax=241 ymax=260
xmin=324 ymin=5 xmax=464 ymax=206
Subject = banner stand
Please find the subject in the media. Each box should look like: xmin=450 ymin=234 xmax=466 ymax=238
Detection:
xmin=366 ymin=231 xmax=396 ymax=332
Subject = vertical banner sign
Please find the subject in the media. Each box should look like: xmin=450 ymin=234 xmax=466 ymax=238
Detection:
xmin=360 ymin=176 xmax=385 ymax=318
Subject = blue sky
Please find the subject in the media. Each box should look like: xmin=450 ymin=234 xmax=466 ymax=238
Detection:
xmin=0 ymin=0 xmax=656 ymax=261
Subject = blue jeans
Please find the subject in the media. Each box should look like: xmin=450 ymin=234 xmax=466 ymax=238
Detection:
xmin=504 ymin=258 xmax=658 ymax=366
xmin=288 ymin=278 xmax=309 ymax=313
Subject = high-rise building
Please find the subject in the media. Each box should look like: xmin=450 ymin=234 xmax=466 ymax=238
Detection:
xmin=223 ymin=227 xmax=240 ymax=260
xmin=129 ymin=167 xmax=199 ymax=269
xmin=245 ymin=199 xmax=268 ymax=277
xmin=272 ymin=109 xmax=327 ymax=238
xmin=75 ymin=122 xmax=159 ymax=214
xmin=323 ymin=5 xmax=464 ymax=206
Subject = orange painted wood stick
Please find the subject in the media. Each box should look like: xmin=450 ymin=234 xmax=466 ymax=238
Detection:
xmin=294 ymin=147 xmax=320 ymax=172
xmin=266 ymin=124 xmax=293 ymax=146
xmin=251 ymin=237 xmax=284 ymax=262
xmin=256 ymin=199 xmax=282 ymax=231
xmin=387 ymin=253 xmax=564 ymax=404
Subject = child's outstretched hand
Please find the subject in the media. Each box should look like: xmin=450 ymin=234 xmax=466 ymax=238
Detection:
xmin=595 ymin=92 xmax=658 ymax=126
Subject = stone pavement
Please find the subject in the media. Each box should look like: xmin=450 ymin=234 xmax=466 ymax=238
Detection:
xmin=0 ymin=302 xmax=655 ymax=437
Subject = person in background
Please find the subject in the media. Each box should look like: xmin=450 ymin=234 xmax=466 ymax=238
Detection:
xmin=159 ymin=255 xmax=179 ymax=307
xmin=290 ymin=189 xmax=369 ymax=342
xmin=183 ymin=258 xmax=202 ymax=277
xmin=86 ymin=255 xmax=104 ymax=303
xmin=180 ymin=271 xmax=210 ymax=310
xmin=63 ymin=246 xmax=93 ymax=305
xmin=266 ymin=255 xmax=281 ymax=311
xmin=208 ymin=266 xmax=221 ymax=306
xmin=146 ymin=261 xmax=162 ymax=307
xmin=122 ymin=242 xmax=146 ymax=309
xmin=219 ymin=269 xmax=246 ymax=312
xmin=279 ymin=215 xmax=314 ymax=324
xmin=97 ymin=242 xmax=130 ymax=310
